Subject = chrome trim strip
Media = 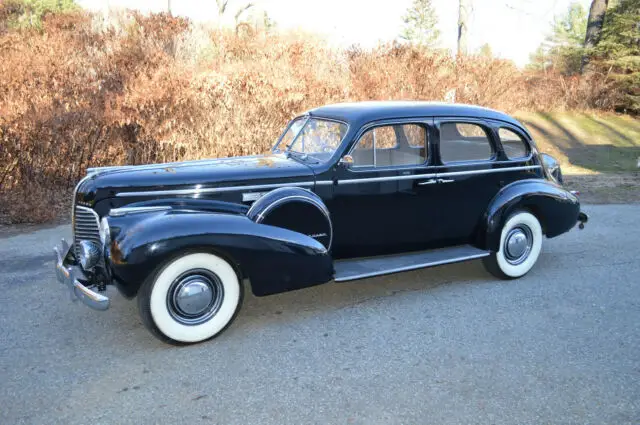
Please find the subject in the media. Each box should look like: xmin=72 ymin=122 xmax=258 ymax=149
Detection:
xmin=72 ymin=173 xmax=95 ymax=223
xmin=431 ymin=157 xmax=534 ymax=168
xmin=115 ymin=181 xmax=315 ymax=198
xmin=334 ymin=252 xmax=489 ymax=282
xmin=109 ymin=206 xmax=172 ymax=217
xmin=86 ymin=165 xmax=132 ymax=174
xmin=315 ymin=180 xmax=334 ymax=186
xmin=336 ymin=165 xmax=541 ymax=185
xmin=242 ymin=192 xmax=268 ymax=202
xmin=113 ymin=165 xmax=541 ymax=197
xmin=436 ymin=165 xmax=541 ymax=178
xmin=338 ymin=173 xmax=436 ymax=185
xmin=76 ymin=205 xmax=100 ymax=216
xmin=86 ymin=155 xmax=265 ymax=175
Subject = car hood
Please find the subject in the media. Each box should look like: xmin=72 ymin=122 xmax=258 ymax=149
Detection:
xmin=76 ymin=154 xmax=315 ymax=206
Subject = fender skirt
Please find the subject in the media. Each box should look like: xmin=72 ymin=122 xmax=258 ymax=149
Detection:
xmin=480 ymin=179 xmax=581 ymax=252
xmin=107 ymin=210 xmax=334 ymax=298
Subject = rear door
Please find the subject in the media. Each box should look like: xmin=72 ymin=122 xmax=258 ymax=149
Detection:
xmin=433 ymin=118 xmax=539 ymax=247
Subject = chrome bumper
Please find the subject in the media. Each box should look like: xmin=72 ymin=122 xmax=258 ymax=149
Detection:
xmin=54 ymin=239 xmax=110 ymax=311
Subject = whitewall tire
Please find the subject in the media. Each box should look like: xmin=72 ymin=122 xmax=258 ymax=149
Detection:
xmin=138 ymin=252 xmax=243 ymax=345
xmin=482 ymin=211 xmax=543 ymax=279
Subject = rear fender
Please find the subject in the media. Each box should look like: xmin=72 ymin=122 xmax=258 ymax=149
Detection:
xmin=107 ymin=210 xmax=333 ymax=298
xmin=479 ymin=179 xmax=580 ymax=251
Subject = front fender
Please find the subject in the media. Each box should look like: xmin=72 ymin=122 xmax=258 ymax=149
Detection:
xmin=107 ymin=210 xmax=334 ymax=298
xmin=480 ymin=179 xmax=580 ymax=251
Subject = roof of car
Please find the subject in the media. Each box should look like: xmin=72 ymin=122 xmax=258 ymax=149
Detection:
xmin=306 ymin=101 xmax=524 ymax=130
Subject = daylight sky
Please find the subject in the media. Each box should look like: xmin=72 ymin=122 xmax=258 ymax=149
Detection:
xmin=78 ymin=0 xmax=592 ymax=67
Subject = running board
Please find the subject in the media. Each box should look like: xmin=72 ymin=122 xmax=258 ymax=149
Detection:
xmin=333 ymin=245 xmax=490 ymax=282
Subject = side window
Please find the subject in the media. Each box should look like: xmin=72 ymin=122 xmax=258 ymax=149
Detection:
xmin=498 ymin=128 xmax=529 ymax=159
xmin=372 ymin=126 xmax=397 ymax=149
xmin=439 ymin=122 xmax=493 ymax=163
xmin=352 ymin=124 xmax=427 ymax=167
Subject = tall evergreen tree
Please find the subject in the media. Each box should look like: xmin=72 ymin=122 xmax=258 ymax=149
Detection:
xmin=400 ymin=0 xmax=440 ymax=47
xmin=529 ymin=2 xmax=588 ymax=75
xmin=595 ymin=0 xmax=639 ymax=112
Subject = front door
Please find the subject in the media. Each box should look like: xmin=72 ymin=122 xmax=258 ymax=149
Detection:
xmin=326 ymin=120 xmax=439 ymax=259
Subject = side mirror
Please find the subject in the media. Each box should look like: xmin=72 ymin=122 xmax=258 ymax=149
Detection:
xmin=339 ymin=155 xmax=354 ymax=167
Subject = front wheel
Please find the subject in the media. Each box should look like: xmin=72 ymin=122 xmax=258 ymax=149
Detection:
xmin=482 ymin=211 xmax=543 ymax=280
xmin=138 ymin=252 xmax=243 ymax=345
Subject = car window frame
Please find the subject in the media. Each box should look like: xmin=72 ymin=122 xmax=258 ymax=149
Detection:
xmin=346 ymin=119 xmax=433 ymax=172
xmin=492 ymin=124 xmax=533 ymax=162
xmin=272 ymin=115 xmax=351 ymax=162
xmin=434 ymin=118 xmax=499 ymax=166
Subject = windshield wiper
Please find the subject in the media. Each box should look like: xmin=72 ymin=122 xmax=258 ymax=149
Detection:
xmin=287 ymin=150 xmax=320 ymax=164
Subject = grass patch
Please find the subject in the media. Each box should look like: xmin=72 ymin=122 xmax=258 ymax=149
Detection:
xmin=516 ymin=111 xmax=640 ymax=174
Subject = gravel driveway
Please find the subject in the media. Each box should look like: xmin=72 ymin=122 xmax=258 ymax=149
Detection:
xmin=1 ymin=204 xmax=639 ymax=424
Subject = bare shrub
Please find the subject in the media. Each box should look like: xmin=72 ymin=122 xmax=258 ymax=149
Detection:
xmin=0 ymin=10 xmax=620 ymax=223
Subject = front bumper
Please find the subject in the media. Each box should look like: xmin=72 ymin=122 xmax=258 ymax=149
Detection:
xmin=54 ymin=239 xmax=110 ymax=311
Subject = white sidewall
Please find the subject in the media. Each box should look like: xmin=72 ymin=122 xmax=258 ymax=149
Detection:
xmin=496 ymin=212 xmax=543 ymax=278
xmin=149 ymin=253 xmax=240 ymax=343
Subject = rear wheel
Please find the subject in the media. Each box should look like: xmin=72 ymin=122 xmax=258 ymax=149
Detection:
xmin=138 ymin=252 xmax=243 ymax=345
xmin=482 ymin=211 xmax=543 ymax=279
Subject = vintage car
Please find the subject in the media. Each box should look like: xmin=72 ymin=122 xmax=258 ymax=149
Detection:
xmin=54 ymin=101 xmax=588 ymax=344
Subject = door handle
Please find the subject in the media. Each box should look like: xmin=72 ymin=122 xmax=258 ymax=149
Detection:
xmin=418 ymin=179 xmax=438 ymax=186
xmin=437 ymin=178 xmax=455 ymax=184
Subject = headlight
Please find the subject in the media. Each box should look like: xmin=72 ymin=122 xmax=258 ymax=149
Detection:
xmin=99 ymin=217 xmax=111 ymax=246
xmin=78 ymin=240 xmax=101 ymax=270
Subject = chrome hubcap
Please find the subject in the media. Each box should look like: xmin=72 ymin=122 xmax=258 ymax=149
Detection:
xmin=167 ymin=269 xmax=224 ymax=325
xmin=504 ymin=225 xmax=533 ymax=265
xmin=176 ymin=280 xmax=213 ymax=316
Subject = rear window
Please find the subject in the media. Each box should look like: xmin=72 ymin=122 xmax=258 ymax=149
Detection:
xmin=498 ymin=128 xmax=529 ymax=159
xmin=439 ymin=122 xmax=493 ymax=163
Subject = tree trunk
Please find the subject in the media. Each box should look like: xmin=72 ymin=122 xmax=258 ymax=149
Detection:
xmin=457 ymin=0 xmax=470 ymax=56
xmin=581 ymin=0 xmax=609 ymax=73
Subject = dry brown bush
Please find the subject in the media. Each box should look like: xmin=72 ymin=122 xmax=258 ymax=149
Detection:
xmin=0 ymin=10 xmax=619 ymax=224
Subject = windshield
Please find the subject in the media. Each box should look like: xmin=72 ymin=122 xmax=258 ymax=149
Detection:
xmin=273 ymin=117 xmax=348 ymax=163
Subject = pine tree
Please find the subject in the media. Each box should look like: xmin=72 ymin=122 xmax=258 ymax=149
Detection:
xmin=595 ymin=0 xmax=640 ymax=113
xmin=530 ymin=2 xmax=588 ymax=75
xmin=400 ymin=0 xmax=440 ymax=47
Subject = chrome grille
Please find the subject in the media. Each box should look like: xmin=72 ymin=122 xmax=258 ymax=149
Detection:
xmin=74 ymin=206 xmax=101 ymax=257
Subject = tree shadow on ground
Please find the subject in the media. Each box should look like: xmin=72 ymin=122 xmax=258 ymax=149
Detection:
xmin=520 ymin=113 xmax=640 ymax=173
xmin=581 ymin=114 xmax=636 ymax=147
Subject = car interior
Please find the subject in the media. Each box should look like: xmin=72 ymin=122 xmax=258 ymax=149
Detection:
xmin=351 ymin=124 xmax=427 ymax=167
xmin=438 ymin=122 xmax=494 ymax=163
